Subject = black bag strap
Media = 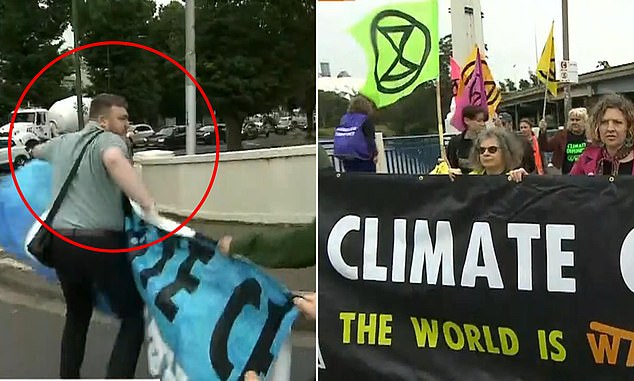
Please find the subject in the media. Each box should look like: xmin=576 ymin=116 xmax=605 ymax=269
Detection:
xmin=45 ymin=130 xmax=104 ymax=224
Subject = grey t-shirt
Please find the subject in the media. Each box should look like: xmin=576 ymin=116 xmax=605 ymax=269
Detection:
xmin=39 ymin=122 xmax=129 ymax=231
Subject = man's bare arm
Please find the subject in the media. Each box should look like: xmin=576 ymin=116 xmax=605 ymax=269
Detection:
xmin=102 ymin=147 xmax=155 ymax=211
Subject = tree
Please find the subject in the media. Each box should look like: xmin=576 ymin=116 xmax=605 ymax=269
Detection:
xmin=498 ymin=81 xmax=507 ymax=93
xmin=148 ymin=1 xmax=186 ymax=124
xmin=77 ymin=0 xmax=161 ymax=125
xmin=504 ymin=78 xmax=517 ymax=92
xmin=317 ymin=91 xmax=348 ymax=132
xmin=528 ymin=71 xmax=540 ymax=87
xmin=597 ymin=60 xmax=611 ymax=69
xmin=195 ymin=0 xmax=315 ymax=150
xmin=0 ymin=0 xmax=72 ymax=118
xmin=518 ymin=79 xmax=532 ymax=90
xmin=277 ymin=0 xmax=315 ymax=140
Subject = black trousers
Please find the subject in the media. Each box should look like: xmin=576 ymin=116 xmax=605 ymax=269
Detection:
xmin=50 ymin=230 xmax=144 ymax=379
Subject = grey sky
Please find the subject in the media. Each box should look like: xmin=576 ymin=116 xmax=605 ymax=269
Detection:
xmin=318 ymin=0 xmax=634 ymax=85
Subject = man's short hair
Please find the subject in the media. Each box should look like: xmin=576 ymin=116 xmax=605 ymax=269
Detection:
xmin=463 ymin=105 xmax=488 ymax=121
xmin=89 ymin=93 xmax=128 ymax=119
xmin=498 ymin=112 xmax=513 ymax=123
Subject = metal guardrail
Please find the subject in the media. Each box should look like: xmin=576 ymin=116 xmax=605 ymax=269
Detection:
xmin=320 ymin=134 xmax=442 ymax=174
xmin=321 ymin=130 xmax=559 ymax=175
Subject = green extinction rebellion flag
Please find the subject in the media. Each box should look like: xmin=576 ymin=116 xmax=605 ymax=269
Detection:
xmin=350 ymin=0 xmax=439 ymax=109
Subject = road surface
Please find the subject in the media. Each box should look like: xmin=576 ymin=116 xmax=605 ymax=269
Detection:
xmin=0 ymin=259 xmax=315 ymax=380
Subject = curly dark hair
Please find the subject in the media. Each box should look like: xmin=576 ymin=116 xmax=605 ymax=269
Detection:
xmin=588 ymin=94 xmax=634 ymax=146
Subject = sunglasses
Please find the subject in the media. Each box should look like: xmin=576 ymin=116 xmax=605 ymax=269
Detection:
xmin=479 ymin=146 xmax=499 ymax=154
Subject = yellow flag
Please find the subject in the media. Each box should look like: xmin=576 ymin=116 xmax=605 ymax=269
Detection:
xmin=537 ymin=22 xmax=557 ymax=96
xmin=459 ymin=46 xmax=501 ymax=117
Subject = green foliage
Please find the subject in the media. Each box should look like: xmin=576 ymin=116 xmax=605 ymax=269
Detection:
xmin=0 ymin=0 xmax=72 ymax=117
xmin=195 ymin=0 xmax=315 ymax=149
xmin=317 ymin=91 xmax=347 ymax=130
xmin=77 ymin=0 xmax=161 ymax=124
xmin=0 ymin=0 xmax=315 ymax=152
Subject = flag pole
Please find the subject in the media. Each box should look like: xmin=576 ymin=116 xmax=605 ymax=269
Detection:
xmin=542 ymin=87 xmax=548 ymax=120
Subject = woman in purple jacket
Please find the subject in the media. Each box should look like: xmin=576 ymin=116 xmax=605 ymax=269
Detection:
xmin=332 ymin=95 xmax=378 ymax=172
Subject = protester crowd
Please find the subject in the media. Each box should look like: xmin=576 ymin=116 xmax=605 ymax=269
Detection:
xmin=332 ymin=93 xmax=634 ymax=182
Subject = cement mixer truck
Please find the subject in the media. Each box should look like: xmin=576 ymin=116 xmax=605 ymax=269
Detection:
xmin=0 ymin=96 xmax=91 ymax=169
xmin=47 ymin=96 xmax=92 ymax=136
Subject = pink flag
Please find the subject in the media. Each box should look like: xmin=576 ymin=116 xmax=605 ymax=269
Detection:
xmin=450 ymin=48 xmax=488 ymax=132
xmin=450 ymin=57 xmax=461 ymax=97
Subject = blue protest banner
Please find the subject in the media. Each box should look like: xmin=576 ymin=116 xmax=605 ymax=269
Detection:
xmin=0 ymin=160 xmax=299 ymax=380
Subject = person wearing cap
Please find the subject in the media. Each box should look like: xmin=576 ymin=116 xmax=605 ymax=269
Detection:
xmin=538 ymin=107 xmax=589 ymax=174
xmin=497 ymin=112 xmax=514 ymax=131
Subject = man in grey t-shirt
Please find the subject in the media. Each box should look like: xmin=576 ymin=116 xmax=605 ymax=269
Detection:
xmin=32 ymin=94 xmax=156 ymax=379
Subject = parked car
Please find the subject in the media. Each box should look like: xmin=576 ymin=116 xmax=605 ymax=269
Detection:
xmin=196 ymin=123 xmax=226 ymax=145
xmin=292 ymin=115 xmax=308 ymax=130
xmin=147 ymin=126 xmax=187 ymax=149
xmin=241 ymin=122 xmax=259 ymax=140
xmin=128 ymin=123 xmax=155 ymax=147
xmin=0 ymin=139 xmax=30 ymax=169
xmin=275 ymin=117 xmax=292 ymax=135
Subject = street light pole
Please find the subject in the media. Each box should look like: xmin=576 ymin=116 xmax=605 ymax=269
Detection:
xmin=185 ymin=0 xmax=196 ymax=155
xmin=562 ymin=0 xmax=571 ymax=117
xmin=71 ymin=0 xmax=84 ymax=131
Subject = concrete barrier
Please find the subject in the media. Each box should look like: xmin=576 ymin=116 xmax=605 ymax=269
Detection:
xmin=135 ymin=145 xmax=316 ymax=225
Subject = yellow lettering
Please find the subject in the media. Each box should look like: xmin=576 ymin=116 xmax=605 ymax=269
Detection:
xmin=357 ymin=313 xmax=377 ymax=345
xmin=463 ymin=324 xmax=485 ymax=353
xmin=340 ymin=312 xmax=356 ymax=344
xmin=482 ymin=326 xmax=500 ymax=354
xmin=549 ymin=330 xmax=566 ymax=362
xmin=498 ymin=327 xmax=519 ymax=356
xmin=410 ymin=318 xmax=439 ymax=348
xmin=443 ymin=321 xmax=465 ymax=351
xmin=537 ymin=330 xmax=549 ymax=360
xmin=378 ymin=314 xmax=392 ymax=346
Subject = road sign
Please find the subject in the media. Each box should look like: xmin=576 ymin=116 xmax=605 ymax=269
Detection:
xmin=560 ymin=60 xmax=578 ymax=83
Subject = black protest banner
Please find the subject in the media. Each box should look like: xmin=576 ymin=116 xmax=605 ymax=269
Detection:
xmin=318 ymin=172 xmax=634 ymax=380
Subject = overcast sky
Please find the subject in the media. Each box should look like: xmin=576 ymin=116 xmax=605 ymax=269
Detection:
xmin=318 ymin=0 xmax=634 ymax=84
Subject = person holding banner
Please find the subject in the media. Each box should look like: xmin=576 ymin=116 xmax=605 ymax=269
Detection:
xmin=570 ymin=94 xmax=634 ymax=176
xmin=468 ymin=128 xmax=525 ymax=175
xmin=538 ymin=107 xmax=589 ymax=174
xmin=333 ymin=95 xmax=378 ymax=173
xmin=447 ymin=105 xmax=488 ymax=174
xmin=31 ymin=94 xmax=155 ymax=379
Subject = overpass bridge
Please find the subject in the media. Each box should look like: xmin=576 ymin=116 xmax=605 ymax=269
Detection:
xmin=499 ymin=62 xmax=634 ymax=126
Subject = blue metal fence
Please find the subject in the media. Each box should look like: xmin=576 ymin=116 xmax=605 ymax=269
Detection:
xmin=321 ymin=130 xmax=558 ymax=175
xmin=320 ymin=134 xmax=444 ymax=174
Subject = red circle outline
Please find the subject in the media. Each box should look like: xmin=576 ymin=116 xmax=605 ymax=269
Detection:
xmin=8 ymin=40 xmax=220 ymax=253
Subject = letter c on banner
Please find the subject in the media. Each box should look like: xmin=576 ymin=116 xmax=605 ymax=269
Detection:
xmin=620 ymin=229 xmax=634 ymax=292
xmin=327 ymin=215 xmax=361 ymax=280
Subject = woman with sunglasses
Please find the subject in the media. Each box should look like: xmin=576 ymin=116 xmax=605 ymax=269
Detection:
xmin=468 ymin=128 xmax=525 ymax=175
